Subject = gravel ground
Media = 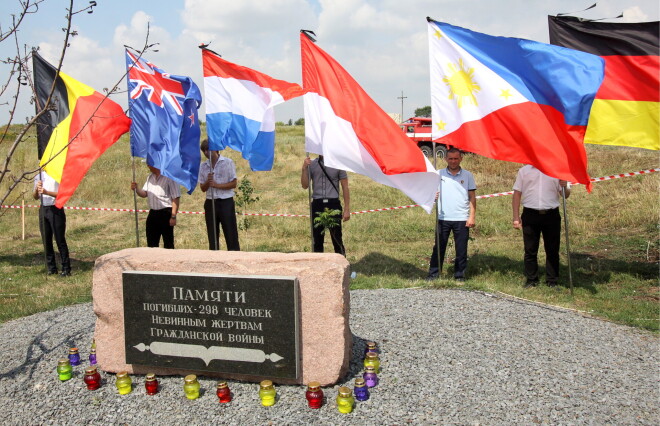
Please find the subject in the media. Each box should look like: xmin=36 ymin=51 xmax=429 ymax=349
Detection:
xmin=0 ymin=288 xmax=657 ymax=425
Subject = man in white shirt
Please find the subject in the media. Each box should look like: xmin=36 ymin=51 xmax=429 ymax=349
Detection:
xmin=512 ymin=165 xmax=570 ymax=287
xmin=131 ymin=165 xmax=180 ymax=249
xmin=198 ymin=139 xmax=240 ymax=251
xmin=427 ymin=148 xmax=476 ymax=281
xmin=33 ymin=170 xmax=71 ymax=276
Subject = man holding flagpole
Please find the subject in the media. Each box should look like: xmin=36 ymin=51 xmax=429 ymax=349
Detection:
xmin=198 ymin=139 xmax=240 ymax=251
xmin=427 ymin=148 xmax=476 ymax=281
xmin=512 ymin=165 xmax=570 ymax=288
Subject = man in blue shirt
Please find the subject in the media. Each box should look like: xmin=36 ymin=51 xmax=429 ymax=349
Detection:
xmin=427 ymin=148 xmax=476 ymax=281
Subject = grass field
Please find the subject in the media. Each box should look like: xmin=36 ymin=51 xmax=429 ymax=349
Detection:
xmin=1 ymin=125 xmax=658 ymax=330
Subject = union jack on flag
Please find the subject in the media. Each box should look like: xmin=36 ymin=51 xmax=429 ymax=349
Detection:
xmin=126 ymin=49 xmax=202 ymax=193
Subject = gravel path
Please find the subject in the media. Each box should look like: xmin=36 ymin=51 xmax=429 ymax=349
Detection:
xmin=0 ymin=289 xmax=657 ymax=425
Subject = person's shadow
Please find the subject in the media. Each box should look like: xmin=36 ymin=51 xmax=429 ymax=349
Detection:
xmin=351 ymin=252 xmax=426 ymax=279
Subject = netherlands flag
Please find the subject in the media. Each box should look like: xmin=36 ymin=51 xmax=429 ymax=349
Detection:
xmin=202 ymin=48 xmax=306 ymax=171
xmin=300 ymin=33 xmax=440 ymax=213
xmin=428 ymin=19 xmax=604 ymax=190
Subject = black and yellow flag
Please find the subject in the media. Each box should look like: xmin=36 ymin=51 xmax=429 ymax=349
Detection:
xmin=548 ymin=16 xmax=659 ymax=150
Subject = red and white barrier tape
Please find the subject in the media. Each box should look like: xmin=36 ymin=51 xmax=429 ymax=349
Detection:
xmin=3 ymin=168 xmax=656 ymax=216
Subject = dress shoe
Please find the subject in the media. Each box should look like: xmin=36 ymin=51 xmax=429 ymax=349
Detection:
xmin=60 ymin=271 xmax=71 ymax=277
xmin=47 ymin=270 xmax=58 ymax=275
xmin=524 ymin=280 xmax=538 ymax=288
xmin=425 ymin=274 xmax=439 ymax=281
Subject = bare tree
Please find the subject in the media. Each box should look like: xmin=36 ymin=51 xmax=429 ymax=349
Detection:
xmin=0 ymin=0 xmax=156 ymax=213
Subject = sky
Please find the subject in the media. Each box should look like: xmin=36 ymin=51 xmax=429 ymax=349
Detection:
xmin=1 ymin=0 xmax=658 ymax=125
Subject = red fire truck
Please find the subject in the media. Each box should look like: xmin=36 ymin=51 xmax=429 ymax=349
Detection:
xmin=399 ymin=117 xmax=450 ymax=159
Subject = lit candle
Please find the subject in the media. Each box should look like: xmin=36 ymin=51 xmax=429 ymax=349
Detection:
xmin=216 ymin=381 xmax=232 ymax=403
xmin=83 ymin=366 xmax=101 ymax=390
xmin=56 ymin=358 xmax=73 ymax=381
xmin=259 ymin=380 xmax=277 ymax=406
xmin=145 ymin=373 xmax=159 ymax=395
xmin=183 ymin=375 xmax=200 ymax=400
xmin=353 ymin=377 xmax=370 ymax=401
xmin=336 ymin=386 xmax=355 ymax=414
xmin=305 ymin=381 xmax=324 ymax=409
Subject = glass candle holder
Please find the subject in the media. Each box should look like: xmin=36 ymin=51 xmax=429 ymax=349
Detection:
xmin=259 ymin=380 xmax=277 ymax=406
xmin=183 ymin=375 xmax=200 ymax=400
xmin=56 ymin=358 xmax=73 ymax=381
xmin=68 ymin=348 xmax=81 ymax=366
xmin=305 ymin=381 xmax=324 ymax=409
xmin=83 ymin=366 xmax=101 ymax=390
xmin=216 ymin=381 xmax=232 ymax=403
xmin=363 ymin=351 xmax=380 ymax=373
xmin=336 ymin=386 xmax=355 ymax=414
xmin=363 ymin=365 xmax=379 ymax=388
xmin=364 ymin=341 xmax=379 ymax=355
xmin=115 ymin=371 xmax=132 ymax=395
xmin=353 ymin=377 xmax=370 ymax=401
xmin=145 ymin=373 xmax=159 ymax=395
xmin=88 ymin=348 xmax=97 ymax=366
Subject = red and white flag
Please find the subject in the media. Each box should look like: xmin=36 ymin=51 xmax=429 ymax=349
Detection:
xmin=300 ymin=33 xmax=439 ymax=213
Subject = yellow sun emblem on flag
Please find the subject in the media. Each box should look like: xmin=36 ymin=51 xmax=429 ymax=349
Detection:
xmin=443 ymin=59 xmax=480 ymax=108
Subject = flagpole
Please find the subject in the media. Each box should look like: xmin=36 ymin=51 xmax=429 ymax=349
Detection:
xmin=433 ymin=142 xmax=441 ymax=279
xmin=561 ymin=187 xmax=573 ymax=295
xmin=131 ymin=157 xmax=140 ymax=247
xmin=306 ymin=153 xmax=314 ymax=252
xmin=209 ymin=155 xmax=218 ymax=250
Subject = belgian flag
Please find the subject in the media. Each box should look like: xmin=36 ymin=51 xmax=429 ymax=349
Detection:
xmin=33 ymin=51 xmax=131 ymax=207
xmin=548 ymin=16 xmax=659 ymax=151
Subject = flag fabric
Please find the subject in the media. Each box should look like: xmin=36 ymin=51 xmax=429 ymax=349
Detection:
xmin=300 ymin=33 xmax=440 ymax=213
xmin=548 ymin=16 xmax=659 ymax=151
xmin=126 ymin=50 xmax=202 ymax=193
xmin=33 ymin=51 xmax=131 ymax=208
xmin=202 ymin=48 xmax=306 ymax=171
xmin=428 ymin=19 xmax=604 ymax=191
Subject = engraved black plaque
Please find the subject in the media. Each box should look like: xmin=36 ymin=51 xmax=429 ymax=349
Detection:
xmin=122 ymin=271 xmax=300 ymax=380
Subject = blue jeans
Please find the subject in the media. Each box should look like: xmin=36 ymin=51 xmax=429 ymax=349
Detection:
xmin=429 ymin=220 xmax=469 ymax=278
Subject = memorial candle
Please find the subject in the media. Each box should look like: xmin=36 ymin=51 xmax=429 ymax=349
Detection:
xmin=88 ymin=348 xmax=97 ymax=366
xmin=183 ymin=375 xmax=200 ymax=400
xmin=364 ymin=341 xmax=379 ymax=355
xmin=83 ymin=366 xmax=101 ymax=390
xmin=259 ymin=380 xmax=277 ymax=406
xmin=353 ymin=377 xmax=370 ymax=401
xmin=56 ymin=358 xmax=72 ymax=381
xmin=336 ymin=386 xmax=355 ymax=414
xmin=145 ymin=373 xmax=159 ymax=395
xmin=68 ymin=348 xmax=81 ymax=366
xmin=115 ymin=371 xmax=132 ymax=395
xmin=216 ymin=381 xmax=231 ymax=403
xmin=363 ymin=351 xmax=380 ymax=373
xmin=305 ymin=381 xmax=324 ymax=409
xmin=363 ymin=365 xmax=379 ymax=388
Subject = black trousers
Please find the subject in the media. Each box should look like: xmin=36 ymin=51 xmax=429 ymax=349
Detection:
xmin=311 ymin=198 xmax=345 ymax=255
xmin=522 ymin=207 xmax=561 ymax=284
xmin=146 ymin=208 xmax=174 ymax=249
xmin=204 ymin=198 xmax=240 ymax=251
xmin=39 ymin=206 xmax=70 ymax=273
xmin=429 ymin=220 xmax=469 ymax=278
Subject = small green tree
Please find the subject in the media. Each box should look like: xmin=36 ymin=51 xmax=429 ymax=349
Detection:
xmin=294 ymin=117 xmax=305 ymax=126
xmin=234 ymin=176 xmax=260 ymax=249
xmin=288 ymin=119 xmax=293 ymax=126
xmin=313 ymin=208 xmax=343 ymax=255
xmin=414 ymin=106 xmax=432 ymax=117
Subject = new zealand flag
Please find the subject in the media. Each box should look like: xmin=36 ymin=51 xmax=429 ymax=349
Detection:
xmin=126 ymin=50 xmax=202 ymax=193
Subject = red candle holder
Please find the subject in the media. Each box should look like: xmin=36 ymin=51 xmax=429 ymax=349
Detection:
xmin=83 ymin=366 xmax=101 ymax=390
xmin=305 ymin=381 xmax=324 ymax=409
xmin=145 ymin=373 xmax=159 ymax=395
xmin=217 ymin=381 xmax=232 ymax=403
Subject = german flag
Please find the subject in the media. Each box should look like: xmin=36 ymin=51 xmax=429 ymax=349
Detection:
xmin=33 ymin=51 xmax=131 ymax=207
xmin=548 ymin=16 xmax=659 ymax=151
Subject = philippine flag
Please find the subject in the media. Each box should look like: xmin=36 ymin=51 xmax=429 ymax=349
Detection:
xmin=428 ymin=19 xmax=604 ymax=190
xmin=301 ymin=33 xmax=439 ymax=213
xmin=202 ymin=48 xmax=306 ymax=171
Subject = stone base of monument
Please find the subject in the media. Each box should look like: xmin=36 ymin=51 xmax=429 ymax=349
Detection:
xmin=93 ymin=248 xmax=351 ymax=386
